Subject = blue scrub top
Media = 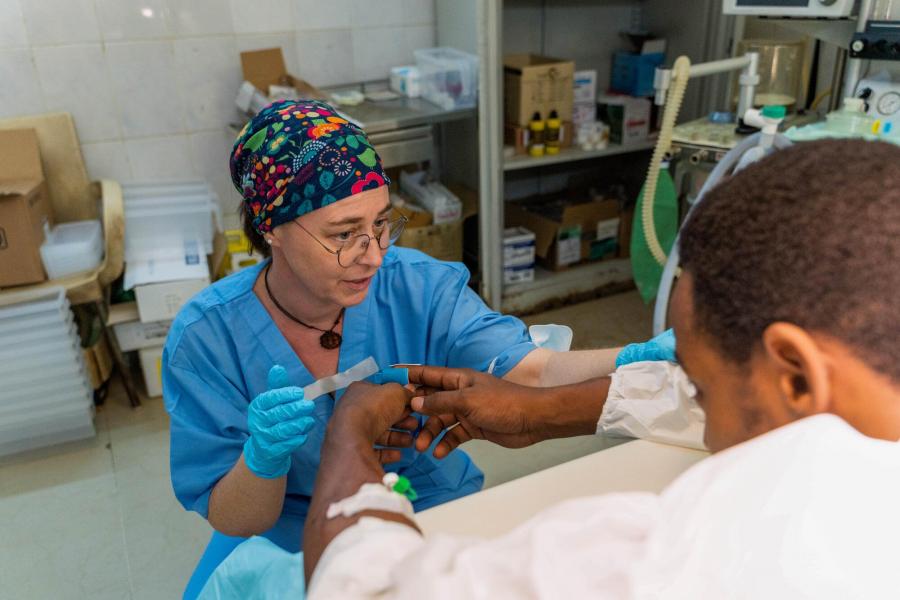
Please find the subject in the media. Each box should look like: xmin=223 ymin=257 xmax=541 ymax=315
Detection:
xmin=162 ymin=246 xmax=535 ymax=552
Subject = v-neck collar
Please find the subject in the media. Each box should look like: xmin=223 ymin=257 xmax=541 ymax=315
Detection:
xmin=240 ymin=259 xmax=376 ymax=392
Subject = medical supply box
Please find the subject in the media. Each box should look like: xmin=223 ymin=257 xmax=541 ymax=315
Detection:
xmin=107 ymin=301 xmax=172 ymax=353
xmin=0 ymin=128 xmax=53 ymax=287
xmin=503 ymin=227 xmax=536 ymax=285
xmin=504 ymin=54 xmax=575 ymax=127
xmin=598 ymin=94 xmax=652 ymax=145
xmin=506 ymin=196 xmax=623 ymax=270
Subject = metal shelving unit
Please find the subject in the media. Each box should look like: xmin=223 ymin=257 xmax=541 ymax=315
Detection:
xmin=503 ymin=141 xmax=656 ymax=172
xmin=436 ymin=0 xmax=718 ymax=312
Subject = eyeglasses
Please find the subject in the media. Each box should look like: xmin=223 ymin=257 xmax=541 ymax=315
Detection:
xmin=294 ymin=215 xmax=408 ymax=268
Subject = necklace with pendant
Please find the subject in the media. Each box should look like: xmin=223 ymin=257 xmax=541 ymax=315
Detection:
xmin=264 ymin=264 xmax=344 ymax=350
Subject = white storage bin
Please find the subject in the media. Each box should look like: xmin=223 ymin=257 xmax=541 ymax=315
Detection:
xmin=414 ymin=47 xmax=479 ymax=110
xmin=39 ymin=220 xmax=103 ymax=279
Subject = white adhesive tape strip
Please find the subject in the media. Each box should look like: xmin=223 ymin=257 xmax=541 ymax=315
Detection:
xmin=303 ymin=356 xmax=379 ymax=399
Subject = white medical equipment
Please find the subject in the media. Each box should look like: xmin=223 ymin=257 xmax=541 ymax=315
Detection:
xmin=645 ymin=54 xmax=794 ymax=335
xmin=857 ymin=73 xmax=900 ymax=129
xmin=722 ymin=0 xmax=859 ymax=18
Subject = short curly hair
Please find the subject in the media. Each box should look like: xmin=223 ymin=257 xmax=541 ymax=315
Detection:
xmin=679 ymin=139 xmax=900 ymax=381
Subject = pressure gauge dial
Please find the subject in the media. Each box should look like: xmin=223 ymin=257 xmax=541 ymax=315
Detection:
xmin=877 ymin=91 xmax=900 ymax=116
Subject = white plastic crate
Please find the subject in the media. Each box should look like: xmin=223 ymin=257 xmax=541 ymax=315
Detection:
xmin=0 ymin=402 xmax=94 ymax=458
xmin=40 ymin=220 xmax=103 ymax=279
xmin=414 ymin=47 xmax=479 ymax=110
xmin=0 ymin=286 xmax=95 ymax=457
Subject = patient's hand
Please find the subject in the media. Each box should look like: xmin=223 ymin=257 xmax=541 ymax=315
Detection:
xmin=406 ymin=367 xmax=551 ymax=457
xmin=332 ymin=382 xmax=418 ymax=463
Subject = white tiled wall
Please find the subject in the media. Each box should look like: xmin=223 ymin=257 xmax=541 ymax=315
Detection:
xmin=1 ymin=0 xmax=436 ymax=227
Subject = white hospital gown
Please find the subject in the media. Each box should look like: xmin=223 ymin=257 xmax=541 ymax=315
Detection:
xmin=310 ymin=414 xmax=900 ymax=599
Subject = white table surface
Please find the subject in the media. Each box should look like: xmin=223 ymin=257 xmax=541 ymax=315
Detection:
xmin=417 ymin=439 xmax=709 ymax=538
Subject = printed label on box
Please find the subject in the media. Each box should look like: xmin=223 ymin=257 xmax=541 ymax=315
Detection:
xmin=596 ymin=217 xmax=621 ymax=241
xmin=556 ymin=226 xmax=582 ymax=266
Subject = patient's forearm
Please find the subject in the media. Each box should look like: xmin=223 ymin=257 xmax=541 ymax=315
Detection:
xmin=304 ymin=418 xmax=418 ymax=581
xmin=539 ymin=348 xmax=622 ymax=387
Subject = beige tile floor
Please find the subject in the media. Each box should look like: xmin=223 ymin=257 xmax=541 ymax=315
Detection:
xmin=0 ymin=290 xmax=652 ymax=599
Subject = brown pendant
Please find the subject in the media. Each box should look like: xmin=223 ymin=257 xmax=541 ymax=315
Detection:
xmin=319 ymin=330 xmax=342 ymax=350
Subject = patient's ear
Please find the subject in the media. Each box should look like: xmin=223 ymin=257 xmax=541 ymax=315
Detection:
xmin=761 ymin=323 xmax=833 ymax=417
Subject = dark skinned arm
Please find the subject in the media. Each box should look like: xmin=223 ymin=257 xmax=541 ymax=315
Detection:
xmin=406 ymin=366 xmax=611 ymax=458
xmin=303 ymin=382 xmax=421 ymax=582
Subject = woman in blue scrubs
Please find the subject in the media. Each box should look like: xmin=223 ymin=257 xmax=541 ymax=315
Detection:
xmin=164 ymin=100 xmax=548 ymax=597
xmin=167 ymin=99 xmax=675 ymax=598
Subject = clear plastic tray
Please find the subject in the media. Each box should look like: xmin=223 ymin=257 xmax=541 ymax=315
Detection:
xmin=0 ymin=287 xmax=67 ymax=321
xmin=0 ymin=402 xmax=94 ymax=458
xmin=40 ymin=220 xmax=103 ymax=279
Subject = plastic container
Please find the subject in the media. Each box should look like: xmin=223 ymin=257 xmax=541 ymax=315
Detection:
xmin=414 ymin=47 xmax=479 ymax=110
xmin=735 ymin=39 xmax=805 ymax=107
xmin=390 ymin=66 xmax=422 ymax=98
xmin=40 ymin=220 xmax=103 ymax=279
xmin=827 ymin=98 xmax=878 ymax=136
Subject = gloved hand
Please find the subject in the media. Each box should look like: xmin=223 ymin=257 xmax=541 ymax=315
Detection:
xmin=243 ymin=365 xmax=316 ymax=479
xmin=615 ymin=329 xmax=676 ymax=368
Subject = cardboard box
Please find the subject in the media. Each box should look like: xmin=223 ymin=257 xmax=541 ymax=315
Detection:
xmin=397 ymin=219 xmax=463 ymax=263
xmin=504 ymin=264 xmax=535 ymax=285
xmin=0 ymin=129 xmax=53 ymax=287
xmin=504 ymin=121 xmax=575 ymax=156
xmin=139 ymin=345 xmax=164 ymax=398
xmin=107 ymin=301 xmax=171 ymax=352
xmin=598 ymin=95 xmax=652 ymax=145
xmin=240 ymin=48 xmax=328 ymax=102
xmin=506 ymin=197 xmax=620 ymax=270
xmin=503 ymin=227 xmax=536 ymax=267
xmin=135 ymin=278 xmax=209 ymax=323
xmin=504 ymin=54 xmax=575 ymax=127
xmin=114 ymin=320 xmax=172 ymax=353
xmin=125 ymin=241 xmax=211 ymax=322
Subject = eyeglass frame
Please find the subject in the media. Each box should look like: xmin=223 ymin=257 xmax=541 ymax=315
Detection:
xmin=292 ymin=214 xmax=408 ymax=267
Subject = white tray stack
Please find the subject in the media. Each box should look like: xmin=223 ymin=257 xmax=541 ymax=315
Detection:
xmin=122 ymin=180 xmax=221 ymax=263
xmin=0 ymin=287 xmax=95 ymax=457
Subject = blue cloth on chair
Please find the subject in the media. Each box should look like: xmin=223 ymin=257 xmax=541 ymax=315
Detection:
xmin=197 ymin=537 xmax=306 ymax=600
xmin=184 ymin=532 xmax=246 ymax=600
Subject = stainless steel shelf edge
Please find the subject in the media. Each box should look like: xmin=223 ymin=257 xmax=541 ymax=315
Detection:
xmin=503 ymin=141 xmax=656 ymax=171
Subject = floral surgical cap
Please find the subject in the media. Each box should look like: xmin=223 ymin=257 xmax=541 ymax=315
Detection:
xmin=230 ymin=99 xmax=390 ymax=235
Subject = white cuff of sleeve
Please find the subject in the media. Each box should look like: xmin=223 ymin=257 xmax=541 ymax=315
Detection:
xmin=598 ymin=361 xmax=707 ymax=450
xmin=309 ymin=517 xmax=424 ymax=598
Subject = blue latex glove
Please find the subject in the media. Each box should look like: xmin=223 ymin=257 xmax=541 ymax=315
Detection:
xmin=615 ymin=329 xmax=677 ymax=368
xmin=243 ymin=365 xmax=316 ymax=479
xmin=365 ymin=367 xmax=410 ymax=386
